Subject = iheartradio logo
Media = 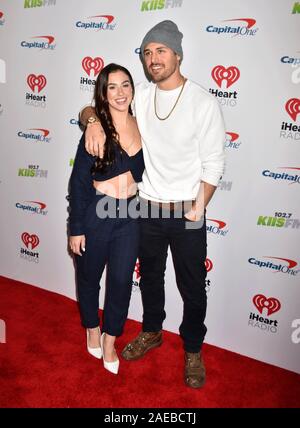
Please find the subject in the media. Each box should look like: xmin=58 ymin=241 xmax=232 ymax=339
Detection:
xmin=285 ymin=98 xmax=300 ymax=122
xmin=211 ymin=65 xmax=240 ymax=88
xmin=21 ymin=232 xmax=40 ymax=250
xmin=27 ymin=74 xmax=47 ymax=93
xmin=134 ymin=259 xmax=141 ymax=280
xmin=205 ymin=258 xmax=213 ymax=272
xmin=82 ymin=56 xmax=104 ymax=77
xmin=253 ymin=294 xmax=281 ymax=316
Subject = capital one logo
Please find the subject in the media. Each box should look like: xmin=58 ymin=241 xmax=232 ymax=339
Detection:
xmin=223 ymin=18 xmax=256 ymax=29
xmin=249 ymin=256 xmax=299 ymax=276
xmin=207 ymin=219 xmax=229 ymax=236
xmin=76 ymin=15 xmax=116 ymax=31
xmin=253 ymin=294 xmax=281 ymax=316
xmin=21 ymin=35 xmax=56 ymax=50
xmin=34 ymin=35 xmax=55 ymax=44
xmin=82 ymin=57 xmax=104 ymax=77
xmin=206 ymin=18 xmax=258 ymax=37
xmin=211 ymin=65 xmax=240 ymax=88
xmin=225 ymin=132 xmax=241 ymax=150
xmin=90 ymin=14 xmax=114 ymax=23
xmin=262 ymin=167 xmax=300 ymax=184
xmin=18 ymin=128 xmax=50 ymax=143
xmin=226 ymin=132 xmax=239 ymax=142
xmin=27 ymin=74 xmax=47 ymax=93
xmin=205 ymin=258 xmax=213 ymax=272
xmin=21 ymin=232 xmax=40 ymax=250
xmin=285 ymin=98 xmax=300 ymax=122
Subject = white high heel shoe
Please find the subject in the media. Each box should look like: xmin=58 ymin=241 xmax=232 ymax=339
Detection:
xmin=101 ymin=333 xmax=119 ymax=375
xmin=86 ymin=327 xmax=102 ymax=359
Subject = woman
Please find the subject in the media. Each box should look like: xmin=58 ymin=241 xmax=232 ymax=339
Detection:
xmin=69 ymin=64 xmax=144 ymax=375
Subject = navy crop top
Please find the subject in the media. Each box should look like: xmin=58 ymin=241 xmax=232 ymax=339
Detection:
xmin=69 ymin=133 xmax=144 ymax=235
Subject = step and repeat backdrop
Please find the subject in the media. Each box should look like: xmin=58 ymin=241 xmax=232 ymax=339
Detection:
xmin=0 ymin=0 xmax=299 ymax=373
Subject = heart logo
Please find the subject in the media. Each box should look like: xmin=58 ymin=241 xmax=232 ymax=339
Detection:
xmin=134 ymin=260 xmax=141 ymax=280
xmin=211 ymin=65 xmax=240 ymax=88
xmin=82 ymin=57 xmax=104 ymax=77
xmin=27 ymin=74 xmax=47 ymax=93
xmin=285 ymin=98 xmax=300 ymax=122
xmin=21 ymin=232 xmax=40 ymax=250
xmin=205 ymin=258 xmax=213 ymax=272
xmin=253 ymin=294 xmax=281 ymax=316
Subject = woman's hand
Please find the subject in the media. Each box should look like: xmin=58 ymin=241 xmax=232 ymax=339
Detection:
xmin=85 ymin=123 xmax=106 ymax=157
xmin=69 ymin=235 xmax=86 ymax=256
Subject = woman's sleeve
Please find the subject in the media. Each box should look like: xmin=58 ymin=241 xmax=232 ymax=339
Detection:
xmin=68 ymin=134 xmax=96 ymax=236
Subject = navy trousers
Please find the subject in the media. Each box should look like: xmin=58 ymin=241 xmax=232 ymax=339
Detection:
xmin=139 ymin=212 xmax=207 ymax=353
xmin=75 ymin=193 xmax=139 ymax=336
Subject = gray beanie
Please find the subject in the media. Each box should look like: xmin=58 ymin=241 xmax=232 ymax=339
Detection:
xmin=140 ymin=20 xmax=183 ymax=61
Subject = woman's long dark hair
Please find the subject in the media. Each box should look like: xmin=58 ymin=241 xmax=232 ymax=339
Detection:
xmin=92 ymin=63 xmax=135 ymax=174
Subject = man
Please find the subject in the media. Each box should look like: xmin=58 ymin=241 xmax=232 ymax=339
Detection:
xmin=81 ymin=20 xmax=225 ymax=388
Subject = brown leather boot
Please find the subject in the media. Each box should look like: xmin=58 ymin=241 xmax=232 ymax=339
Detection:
xmin=121 ymin=331 xmax=163 ymax=361
xmin=184 ymin=352 xmax=206 ymax=388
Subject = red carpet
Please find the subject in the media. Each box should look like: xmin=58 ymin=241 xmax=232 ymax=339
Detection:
xmin=0 ymin=275 xmax=299 ymax=408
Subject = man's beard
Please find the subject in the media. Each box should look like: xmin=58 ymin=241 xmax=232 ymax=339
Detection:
xmin=148 ymin=63 xmax=177 ymax=83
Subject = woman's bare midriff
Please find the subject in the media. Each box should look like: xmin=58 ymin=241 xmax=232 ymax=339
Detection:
xmin=93 ymin=170 xmax=138 ymax=199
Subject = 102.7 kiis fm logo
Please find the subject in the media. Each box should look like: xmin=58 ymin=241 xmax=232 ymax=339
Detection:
xmin=257 ymin=212 xmax=300 ymax=230
xmin=18 ymin=164 xmax=48 ymax=179
xmin=80 ymin=56 xmax=104 ymax=92
xmin=24 ymin=0 xmax=56 ymax=8
xmin=140 ymin=0 xmax=183 ymax=11
xmin=25 ymin=74 xmax=47 ymax=108
xmin=248 ymin=294 xmax=281 ymax=334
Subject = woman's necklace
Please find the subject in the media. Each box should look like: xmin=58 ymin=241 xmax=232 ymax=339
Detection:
xmin=154 ymin=77 xmax=187 ymax=121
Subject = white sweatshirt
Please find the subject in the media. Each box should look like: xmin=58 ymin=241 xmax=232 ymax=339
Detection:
xmin=134 ymin=80 xmax=226 ymax=203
